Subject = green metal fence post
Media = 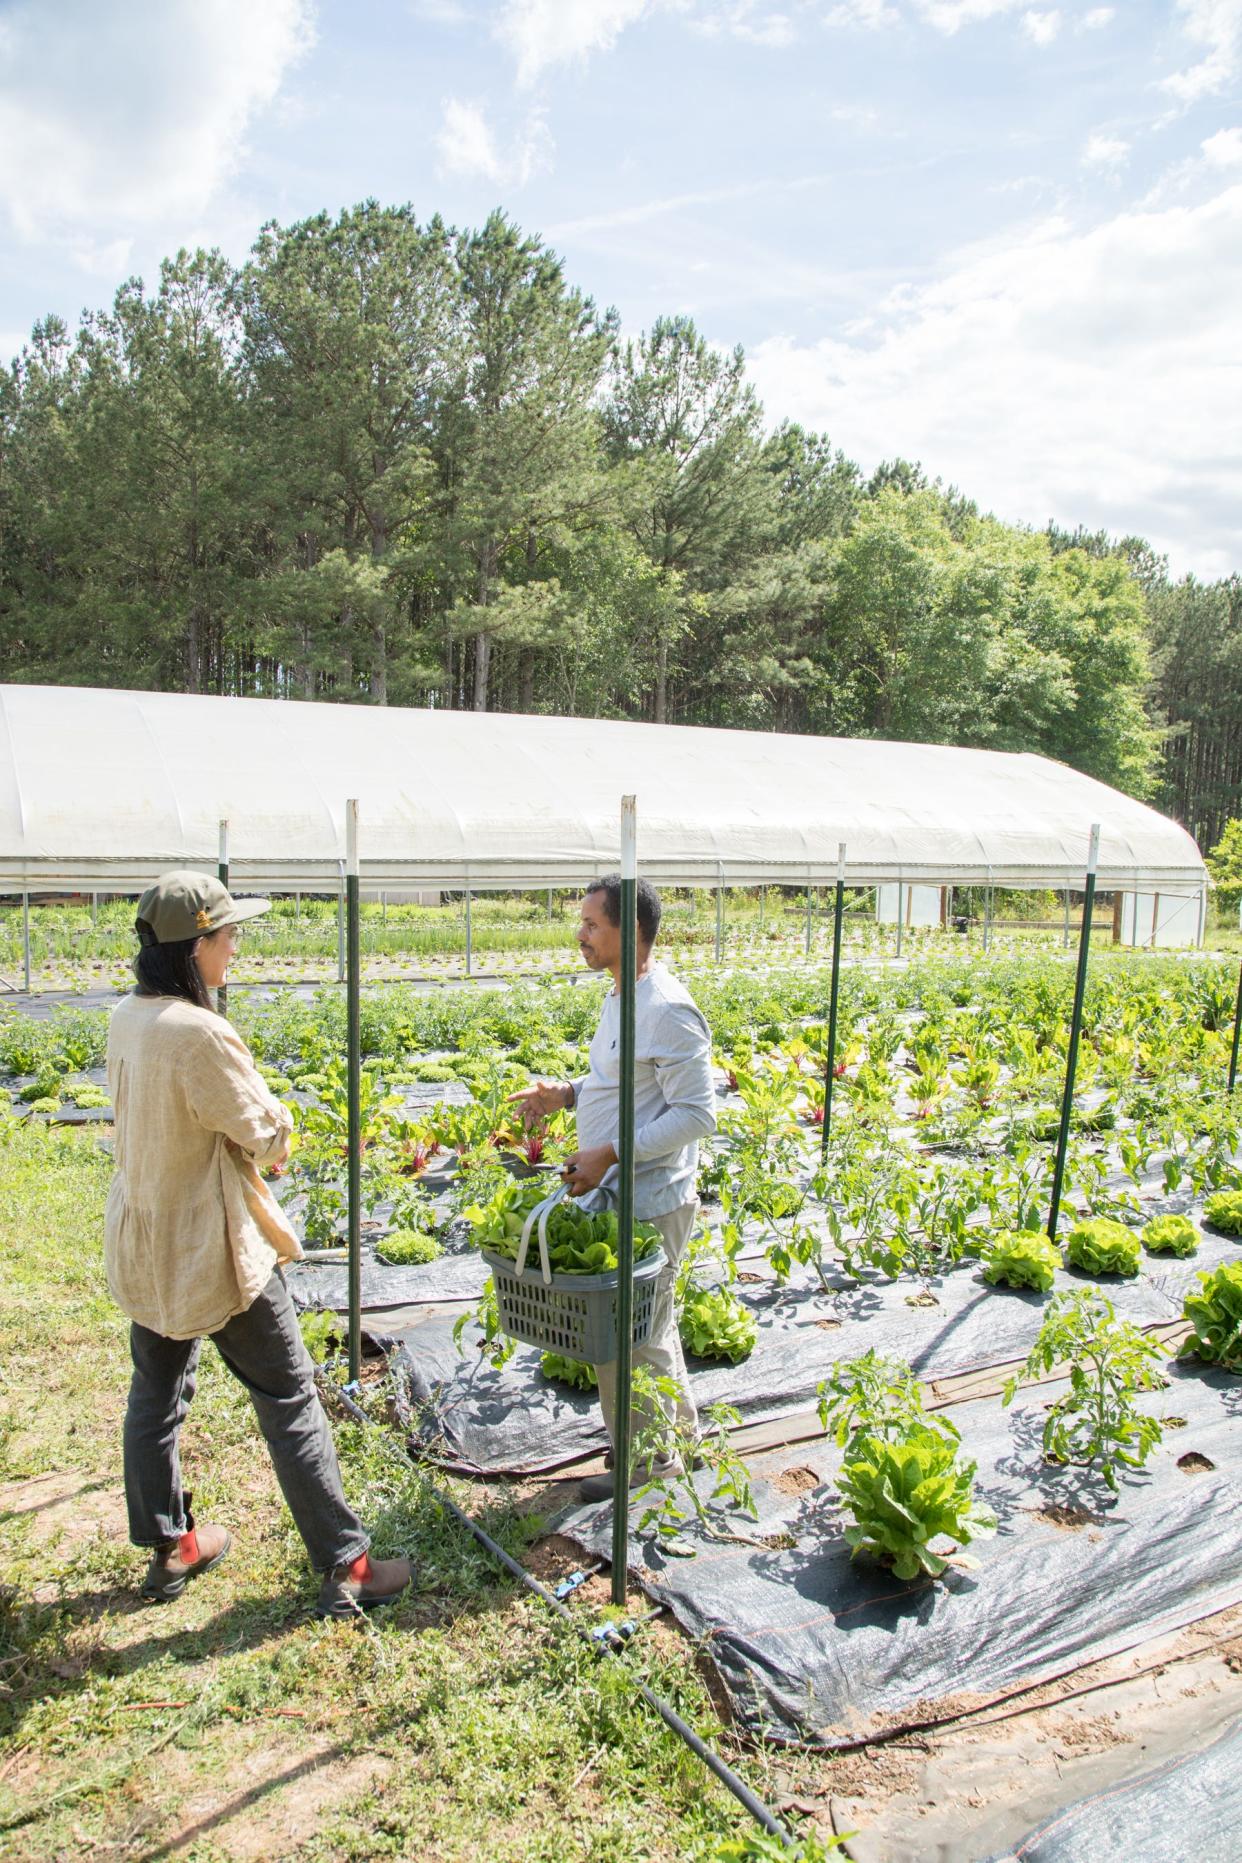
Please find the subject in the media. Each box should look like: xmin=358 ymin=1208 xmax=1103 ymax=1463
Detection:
xmin=611 ymin=795 xmax=638 ymax=1606
xmin=804 ymin=874 xmax=813 ymax=958
xmin=1229 ymin=959 xmax=1242 ymax=1094
xmin=216 ymin=819 xmax=230 ymax=1019
xmin=1047 ymin=824 xmax=1101 ymax=1243
xmin=345 ymin=801 xmax=362 ymax=1383
xmin=336 ymin=865 xmax=346 ymax=983
xmin=821 ymin=843 xmax=847 ymax=1163
xmin=22 ymin=891 xmax=30 ymax=994
xmin=895 ymin=881 xmax=903 ymax=960
xmin=714 ymin=866 xmax=723 ymax=963
xmin=465 ymin=887 xmax=473 ymax=978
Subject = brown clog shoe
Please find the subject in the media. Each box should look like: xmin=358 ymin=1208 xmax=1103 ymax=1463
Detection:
xmin=141 ymin=1493 xmax=231 ymax=1601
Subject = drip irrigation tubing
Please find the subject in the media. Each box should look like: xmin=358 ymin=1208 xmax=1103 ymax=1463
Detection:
xmin=323 ymin=1376 xmax=797 ymax=1852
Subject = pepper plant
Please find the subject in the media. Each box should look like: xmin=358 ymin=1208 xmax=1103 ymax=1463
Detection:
xmin=1003 ymin=1288 xmax=1168 ymax=1492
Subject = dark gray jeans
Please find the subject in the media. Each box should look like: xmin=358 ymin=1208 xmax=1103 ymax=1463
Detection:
xmin=123 ymin=1267 xmax=368 ymax=1573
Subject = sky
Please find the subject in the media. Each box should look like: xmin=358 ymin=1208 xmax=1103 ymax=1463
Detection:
xmin=1 ymin=0 xmax=1240 ymax=579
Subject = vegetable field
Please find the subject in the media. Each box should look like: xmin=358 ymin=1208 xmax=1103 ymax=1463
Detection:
xmin=2 ymin=947 xmax=1241 ymax=1857
xmin=0 ymin=886 xmax=1132 ymax=993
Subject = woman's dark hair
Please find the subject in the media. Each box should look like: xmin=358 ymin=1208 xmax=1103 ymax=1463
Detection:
xmin=133 ymin=921 xmax=214 ymax=1011
xmin=583 ymin=875 xmax=662 ymax=945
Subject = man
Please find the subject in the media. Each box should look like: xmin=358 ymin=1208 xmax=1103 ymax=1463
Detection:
xmin=512 ymin=876 xmax=716 ymax=1500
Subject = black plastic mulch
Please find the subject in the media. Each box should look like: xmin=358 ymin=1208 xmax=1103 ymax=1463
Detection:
xmin=557 ymin=1362 xmax=1242 ymax=1750
xmin=982 ymin=1712 xmax=1242 ymax=1862
xmin=385 ymin=1232 xmax=1240 ymax=1474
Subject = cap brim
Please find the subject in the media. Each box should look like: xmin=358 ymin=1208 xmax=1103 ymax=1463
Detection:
xmin=220 ymin=898 xmax=272 ymax=927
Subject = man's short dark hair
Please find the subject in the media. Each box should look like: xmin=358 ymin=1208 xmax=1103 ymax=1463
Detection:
xmin=583 ymin=875 xmax=662 ymax=945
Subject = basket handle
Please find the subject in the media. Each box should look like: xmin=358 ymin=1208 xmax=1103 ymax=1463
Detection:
xmin=516 ymin=1182 xmax=569 ymax=1284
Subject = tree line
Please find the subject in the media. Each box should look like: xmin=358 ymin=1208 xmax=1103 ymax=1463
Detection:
xmin=0 ymin=200 xmax=1235 ymax=834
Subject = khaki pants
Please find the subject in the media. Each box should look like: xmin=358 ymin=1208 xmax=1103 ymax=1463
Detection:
xmin=595 ymin=1201 xmax=699 ymax=1456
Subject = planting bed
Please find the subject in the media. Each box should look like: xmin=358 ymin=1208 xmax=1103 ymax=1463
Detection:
xmin=558 ymin=1361 xmax=1242 ymax=1748
xmin=4 ymin=948 xmax=1242 ymax=1856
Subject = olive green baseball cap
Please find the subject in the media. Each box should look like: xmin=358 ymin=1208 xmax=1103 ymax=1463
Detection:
xmin=135 ymin=870 xmax=272 ymax=944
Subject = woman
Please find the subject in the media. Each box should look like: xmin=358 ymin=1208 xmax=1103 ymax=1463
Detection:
xmin=105 ymin=870 xmax=411 ymax=1618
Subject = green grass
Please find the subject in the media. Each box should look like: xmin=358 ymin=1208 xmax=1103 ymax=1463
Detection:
xmin=0 ymin=1124 xmax=836 ymax=1861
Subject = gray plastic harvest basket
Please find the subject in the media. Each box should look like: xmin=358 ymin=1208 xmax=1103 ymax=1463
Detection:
xmin=481 ymin=1248 xmax=664 ymax=1362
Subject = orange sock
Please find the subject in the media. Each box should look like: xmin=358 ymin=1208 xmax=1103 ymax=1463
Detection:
xmin=178 ymin=1527 xmax=200 ymax=1563
xmin=346 ymin=1551 xmax=372 ymax=1582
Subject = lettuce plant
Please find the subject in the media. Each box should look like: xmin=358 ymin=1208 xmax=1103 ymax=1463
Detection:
xmin=376 ymin=1228 xmax=442 ymax=1266
xmin=1180 ymin=1261 xmax=1242 ymax=1373
xmin=980 ymin=1229 xmax=1059 ymax=1292
xmin=1141 ymin=1213 xmax=1199 ymax=1257
xmin=539 ymin=1352 xmax=598 ymax=1389
xmin=466 ymin=1176 xmax=662 ymax=1273
xmin=837 ymin=1423 xmax=997 ymax=1580
xmin=1063 ymin=1218 xmax=1141 ymax=1277
xmin=1203 ymin=1188 xmax=1242 ymax=1236
xmin=817 ymin=1350 xmax=995 ymax=1579
xmin=678 ymin=1284 xmax=758 ymax=1363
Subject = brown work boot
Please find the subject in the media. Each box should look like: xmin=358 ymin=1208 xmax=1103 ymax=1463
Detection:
xmin=141 ymin=1494 xmax=231 ymax=1602
xmin=316 ymin=1550 xmax=413 ymax=1619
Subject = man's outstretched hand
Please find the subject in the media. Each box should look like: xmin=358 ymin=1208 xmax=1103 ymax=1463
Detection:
xmin=508 ymin=1080 xmax=573 ymax=1128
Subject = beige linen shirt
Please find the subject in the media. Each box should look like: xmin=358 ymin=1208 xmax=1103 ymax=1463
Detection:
xmin=104 ymin=993 xmax=302 ymax=1339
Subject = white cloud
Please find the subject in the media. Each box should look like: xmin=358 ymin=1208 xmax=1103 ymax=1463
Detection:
xmin=435 ymin=96 xmax=554 ymax=185
xmin=825 ymin=0 xmax=899 ymax=23
xmin=496 ymin=0 xmax=662 ymax=84
xmin=1080 ymin=5 xmax=1113 ymax=25
xmin=745 ymin=185 xmax=1242 ymax=578
xmin=1021 ymin=9 xmax=1061 ymax=45
xmin=1203 ymin=124 xmax=1242 ymax=164
xmin=0 ymin=0 xmax=313 ymax=245
xmin=410 ymin=0 xmax=471 ymax=20
xmin=694 ymin=3 xmax=798 ymax=46
xmin=1082 ymin=131 xmax=1130 ymax=168
xmin=1163 ymin=0 xmax=1242 ymax=105
xmin=912 ymin=0 xmax=1022 ymax=33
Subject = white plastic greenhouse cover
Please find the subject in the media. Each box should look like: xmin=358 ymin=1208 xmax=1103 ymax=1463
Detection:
xmin=0 ymin=683 xmax=1207 ymax=895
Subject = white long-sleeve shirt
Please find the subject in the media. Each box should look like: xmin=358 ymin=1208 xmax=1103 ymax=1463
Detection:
xmin=571 ymin=963 xmax=716 ymax=1220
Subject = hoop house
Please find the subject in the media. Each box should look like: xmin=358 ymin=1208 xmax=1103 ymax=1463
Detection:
xmin=0 ymin=684 xmax=1208 ymax=898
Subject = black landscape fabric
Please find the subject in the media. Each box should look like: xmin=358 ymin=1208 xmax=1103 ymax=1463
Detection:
xmin=984 ymin=1713 xmax=1242 ymax=1863
xmin=558 ymin=1362 xmax=1242 ymax=1749
xmin=388 ymin=1244 xmax=1202 ymax=1474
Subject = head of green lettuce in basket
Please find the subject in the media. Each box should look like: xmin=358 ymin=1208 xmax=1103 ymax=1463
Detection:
xmin=132 ymin=870 xmax=271 ymax=1010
